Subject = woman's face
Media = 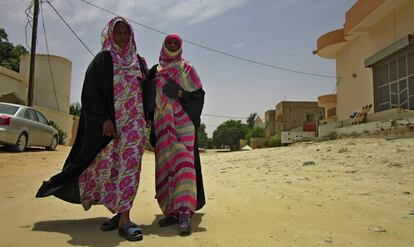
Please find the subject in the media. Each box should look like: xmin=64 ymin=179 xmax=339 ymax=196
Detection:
xmin=165 ymin=38 xmax=181 ymax=52
xmin=113 ymin=22 xmax=130 ymax=48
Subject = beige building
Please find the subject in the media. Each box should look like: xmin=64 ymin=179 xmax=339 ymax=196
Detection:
xmin=314 ymin=0 xmax=414 ymax=121
xmin=265 ymin=101 xmax=324 ymax=137
xmin=0 ymin=54 xmax=75 ymax=145
xmin=274 ymin=101 xmax=324 ymax=136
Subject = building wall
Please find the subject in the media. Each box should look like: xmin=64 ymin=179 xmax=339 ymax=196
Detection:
xmin=0 ymin=66 xmax=27 ymax=101
xmin=265 ymin=110 xmax=276 ymax=137
xmin=335 ymin=0 xmax=414 ymax=120
xmin=275 ymin=101 xmax=325 ymax=136
xmin=20 ymin=54 xmax=72 ymax=113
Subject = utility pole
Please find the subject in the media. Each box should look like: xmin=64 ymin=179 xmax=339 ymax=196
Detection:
xmin=28 ymin=0 xmax=40 ymax=106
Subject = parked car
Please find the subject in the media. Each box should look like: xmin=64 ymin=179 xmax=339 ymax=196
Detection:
xmin=0 ymin=102 xmax=58 ymax=152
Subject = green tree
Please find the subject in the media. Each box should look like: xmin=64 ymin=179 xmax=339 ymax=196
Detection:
xmin=69 ymin=102 xmax=82 ymax=116
xmin=246 ymin=112 xmax=257 ymax=128
xmin=213 ymin=120 xmax=249 ymax=151
xmin=197 ymin=123 xmax=208 ymax=149
xmin=245 ymin=126 xmax=265 ymax=144
xmin=0 ymin=27 xmax=28 ymax=72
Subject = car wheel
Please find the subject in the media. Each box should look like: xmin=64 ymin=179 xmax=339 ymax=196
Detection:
xmin=46 ymin=135 xmax=58 ymax=151
xmin=12 ymin=133 xmax=27 ymax=152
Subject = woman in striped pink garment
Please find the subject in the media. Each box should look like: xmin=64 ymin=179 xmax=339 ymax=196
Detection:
xmin=151 ymin=34 xmax=205 ymax=235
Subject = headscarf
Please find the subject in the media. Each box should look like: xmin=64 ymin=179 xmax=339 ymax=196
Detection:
xmin=155 ymin=34 xmax=202 ymax=109
xmin=101 ymin=16 xmax=143 ymax=79
xmin=159 ymin=33 xmax=183 ymax=68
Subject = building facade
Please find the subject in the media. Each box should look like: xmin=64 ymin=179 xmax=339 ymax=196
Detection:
xmin=265 ymin=101 xmax=325 ymax=137
xmin=314 ymin=0 xmax=414 ymax=120
xmin=275 ymin=101 xmax=325 ymax=136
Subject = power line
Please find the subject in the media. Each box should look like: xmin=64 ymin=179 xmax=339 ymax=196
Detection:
xmin=202 ymin=113 xmax=246 ymax=120
xmin=46 ymin=1 xmax=94 ymax=57
xmin=77 ymin=0 xmax=337 ymax=79
xmin=39 ymin=2 xmax=256 ymax=121
xmin=40 ymin=2 xmax=60 ymax=111
xmin=24 ymin=1 xmax=34 ymax=50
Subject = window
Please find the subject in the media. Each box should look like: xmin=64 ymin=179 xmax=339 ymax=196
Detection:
xmin=25 ymin=109 xmax=39 ymax=122
xmin=373 ymin=45 xmax=414 ymax=112
xmin=35 ymin=111 xmax=49 ymax=125
xmin=0 ymin=104 xmax=19 ymax=115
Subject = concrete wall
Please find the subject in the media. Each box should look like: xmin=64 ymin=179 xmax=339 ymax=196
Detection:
xmin=20 ymin=54 xmax=72 ymax=113
xmin=250 ymin=137 xmax=268 ymax=149
xmin=0 ymin=66 xmax=27 ymax=101
xmin=335 ymin=0 xmax=414 ymax=120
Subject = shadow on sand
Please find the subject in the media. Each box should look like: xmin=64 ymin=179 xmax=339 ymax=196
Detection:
xmin=140 ymin=213 xmax=207 ymax=237
xmin=32 ymin=213 xmax=206 ymax=245
xmin=32 ymin=217 xmax=123 ymax=247
xmin=0 ymin=145 xmax=50 ymax=153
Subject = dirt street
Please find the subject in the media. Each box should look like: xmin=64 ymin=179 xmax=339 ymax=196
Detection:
xmin=0 ymin=137 xmax=413 ymax=246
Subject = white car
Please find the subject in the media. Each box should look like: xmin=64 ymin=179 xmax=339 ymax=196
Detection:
xmin=0 ymin=102 xmax=59 ymax=152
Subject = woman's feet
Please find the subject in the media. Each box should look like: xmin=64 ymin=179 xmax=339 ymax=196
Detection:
xmin=100 ymin=213 xmax=121 ymax=231
xmin=118 ymin=221 xmax=143 ymax=241
xmin=116 ymin=211 xmax=143 ymax=241
xmin=178 ymin=210 xmax=191 ymax=235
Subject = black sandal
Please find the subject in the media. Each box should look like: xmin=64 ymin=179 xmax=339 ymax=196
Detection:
xmin=118 ymin=222 xmax=143 ymax=241
xmin=100 ymin=213 xmax=120 ymax=231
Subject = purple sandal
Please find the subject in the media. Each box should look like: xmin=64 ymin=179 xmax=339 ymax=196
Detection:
xmin=178 ymin=211 xmax=191 ymax=235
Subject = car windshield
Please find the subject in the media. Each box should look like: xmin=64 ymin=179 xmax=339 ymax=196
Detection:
xmin=0 ymin=104 xmax=19 ymax=115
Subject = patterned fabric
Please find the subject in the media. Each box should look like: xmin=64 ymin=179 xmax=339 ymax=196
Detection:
xmin=78 ymin=17 xmax=147 ymax=214
xmin=154 ymin=34 xmax=203 ymax=216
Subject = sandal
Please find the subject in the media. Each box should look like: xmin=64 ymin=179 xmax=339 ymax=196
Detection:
xmin=100 ymin=213 xmax=120 ymax=231
xmin=158 ymin=216 xmax=179 ymax=227
xmin=118 ymin=222 xmax=143 ymax=241
xmin=178 ymin=211 xmax=191 ymax=235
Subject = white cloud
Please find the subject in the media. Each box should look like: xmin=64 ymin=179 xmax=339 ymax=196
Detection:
xmin=114 ymin=0 xmax=249 ymax=27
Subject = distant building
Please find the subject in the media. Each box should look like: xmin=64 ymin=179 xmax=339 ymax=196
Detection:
xmin=274 ymin=101 xmax=324 ymax=136
xmin=313 ymin=0 xmax=414 ymax=120
xmin=254 ymin=115 xmax=264 ymax=128
xmin=318 ymin=94 xmax=337 ymax=120
xmin=265 ymin=101 xmax=325 ymax=137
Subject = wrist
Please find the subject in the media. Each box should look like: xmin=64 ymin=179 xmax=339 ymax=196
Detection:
xmin=178 ymin=90 xmax=183 ymax=98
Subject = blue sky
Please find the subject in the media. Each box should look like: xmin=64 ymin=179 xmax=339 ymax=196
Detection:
xmin=1 ymin=0 xmax=355 ymax=135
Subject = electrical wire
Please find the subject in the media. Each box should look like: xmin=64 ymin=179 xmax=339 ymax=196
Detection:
xmin=46 ymin=1 xmax=95 ymax=56
xmin=77 ymin=0 xmax=338 ymax=79
xmin=24 ymin=1 xmax=34 ymax=50
xmin=40 ymin=2 xmax=60 ymax=111
xmin=202 ymin=113 xmax=246 ymax=120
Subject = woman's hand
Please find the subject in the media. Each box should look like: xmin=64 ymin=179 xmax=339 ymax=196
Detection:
xmin=102 ymin=119 xmax=118 ymax=138
xmin=163 ymin=79 xmax=182 ymax=100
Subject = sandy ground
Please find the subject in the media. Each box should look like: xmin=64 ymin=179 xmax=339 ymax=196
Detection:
xmin=0 ymin=137 xmax=413 ymax=247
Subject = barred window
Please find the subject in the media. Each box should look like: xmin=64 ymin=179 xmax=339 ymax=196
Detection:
xmin=373 ymin=45 xmax=414 ymax=112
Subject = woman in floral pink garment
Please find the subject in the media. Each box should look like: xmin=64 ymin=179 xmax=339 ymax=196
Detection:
xmin=36 ymin=17 xmax=147 ymax=241
xmin=77 ymin=17 xmax=147 ymax=241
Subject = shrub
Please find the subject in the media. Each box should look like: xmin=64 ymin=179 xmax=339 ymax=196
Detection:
xmin=51 ymin=122 xmax=67 ymax=144
xmin=268 ymin=136 xmax=281 ymax=147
